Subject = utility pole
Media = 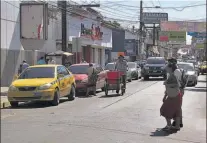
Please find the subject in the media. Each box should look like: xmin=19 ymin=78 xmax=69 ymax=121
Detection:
xmin=139 ymin=0 xmax=143 ymax=60
xmin=153 ymin=23 xmax=156 ymax=46
xmin=61 ymin=1 xmax=67 ymax=65
xmin=61 ymin=1 xmax=100 ymax=64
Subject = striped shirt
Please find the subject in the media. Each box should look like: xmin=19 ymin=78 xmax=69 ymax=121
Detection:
xmin=115 ymin=60 xmax=127 ymax=74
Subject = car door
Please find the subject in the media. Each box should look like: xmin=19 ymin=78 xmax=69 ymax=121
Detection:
xmin=61 ymin=66 xmax=72 ymax=96
xmin=57 ymin=66 xmax=65 ymax=97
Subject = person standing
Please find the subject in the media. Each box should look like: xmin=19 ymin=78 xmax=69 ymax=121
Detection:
xmin=48 ymin=57 xmax=56 ymax=64
xmin=161 ymin=58 xmax=182 ymax=131
xmin=86 ymin=63 xmax=98 ymax=96
xmin=115 ymin=54 xmax=128 ymax=90
xmin=37 ymin=57 xmax=46 ymax=65
xmin=22 ymin=60 xmax=30 ymax=71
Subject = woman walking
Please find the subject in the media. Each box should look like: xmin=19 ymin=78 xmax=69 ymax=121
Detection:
xmin=160 ymin=58 xmax=182 ymax=131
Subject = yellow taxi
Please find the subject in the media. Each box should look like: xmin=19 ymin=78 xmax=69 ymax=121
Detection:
xmin=200 ymin=61 xmax=207 ymax=75
xmin=8 ymin=65 xmax=76 ymax=107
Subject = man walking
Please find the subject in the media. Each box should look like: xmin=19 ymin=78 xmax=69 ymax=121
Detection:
xmin=115 ymin=54 xmax=128 ymax=91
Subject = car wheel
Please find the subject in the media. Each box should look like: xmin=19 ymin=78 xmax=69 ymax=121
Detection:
xmin=135 ymin=74 xmax=139 ymax=80
xmin=51 ymin=89 xmax=60 ymax=106
xmin=144 ymin=75 xmax=149 ymax=80
xmin=68 ymin=85 xmax=75 ymax=101
xmin=101 ymin=81 xmax=107 ymax=91
xmin=10 ymin=102 xmax=18 ymax=108
xmin=201 ymin=72 xmax=204 ymax=75
xmin=128 ymin=78 xmax=132 ymax=82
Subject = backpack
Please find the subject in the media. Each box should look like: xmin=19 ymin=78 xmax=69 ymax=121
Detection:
xmin=165 ymin=73 xmax=180 ymax=98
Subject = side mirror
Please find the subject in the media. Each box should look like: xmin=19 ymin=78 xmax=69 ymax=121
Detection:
xmin=58 ymin=74 xmax=64 ymax=78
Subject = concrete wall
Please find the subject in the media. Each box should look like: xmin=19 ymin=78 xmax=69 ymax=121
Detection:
xmin=1 ymin=1 xmax=59 ymax=86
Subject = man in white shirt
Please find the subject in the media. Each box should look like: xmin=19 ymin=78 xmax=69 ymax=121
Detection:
xmin=48 ymin=57 xmax=56 ymax=64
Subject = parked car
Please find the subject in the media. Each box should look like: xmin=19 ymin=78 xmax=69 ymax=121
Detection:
xmin=69 ymin=63 xmax=107 ymax=93
xmin=8 ymin=65 xmax=76 ymax=107
xmin=127 ymin=62 xmax=141 ymax=80
xmin=186 ymin=59 xmax=200 ymax=76
xmin=105 ymin=62 xmax=132 ymax=82
xmin=177 ymin=62 xmax=198 ymax=86
xmin=200 ymin=61 xmax=207 ymax=75
xmin=141 ymin=57 xmax=167 ymax=80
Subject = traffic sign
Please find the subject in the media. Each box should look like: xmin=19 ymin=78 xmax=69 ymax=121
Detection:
xmin=143 ymin=12 xmax=168 ymax=24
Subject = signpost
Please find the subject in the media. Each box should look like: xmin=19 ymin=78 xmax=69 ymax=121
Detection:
xmin=143 ymin=12 xmax=168 ymax=24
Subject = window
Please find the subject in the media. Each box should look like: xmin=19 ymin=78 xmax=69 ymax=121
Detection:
xmin=57 ymin=66 xmax=70 ymax=76
xmin=18 ymin=67 xmax=55 ymax=79
xmin=146 ymin=58 xmax=165 ymax=64
xmin=105 ymin=63 xmax=115 ymax=70
xmin=69 ymin=65 xmax=89 ymax=74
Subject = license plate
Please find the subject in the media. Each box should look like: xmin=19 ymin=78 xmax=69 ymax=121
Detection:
xmin=153 ymin=70 xmax=157 ymax=72
xmin=33 ymin=92 xmax=41 ymax=96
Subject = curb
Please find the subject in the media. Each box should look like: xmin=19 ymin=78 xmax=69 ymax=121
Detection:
xmin=1 ymin=92 xmax=8 ymax=96
xmin=1 ymin=100 xmax=11 ymax=109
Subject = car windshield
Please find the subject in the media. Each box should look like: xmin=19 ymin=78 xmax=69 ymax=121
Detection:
xmin=146 ymin=58 xmax=165 ymax=64
xmin=105 ymin=63 xmax=115 ymax=70
xmin=18 ymin=67 xmax=55 ymax=79
xmin=69 ymin=65 xmax=89 ymax=74
xmin=177 ymin=64 xmax=194 ymax=71
xmin=128 ymin=63 xmax=136 ymax=68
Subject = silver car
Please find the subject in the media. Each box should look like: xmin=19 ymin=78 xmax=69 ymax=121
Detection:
xmin=177 ymin=62 xmax=198 ymax=86
xmin=128 ymin=62 xmax=141 ymax=80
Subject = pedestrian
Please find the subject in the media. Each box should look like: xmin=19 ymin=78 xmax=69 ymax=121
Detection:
xmin=48 ymin=57 xmax=56 ymax=64
xmin=115 ymin=54 xmax=128 ymax=90
xmin=86 ymin=63 xmax=98 ymax=96
xmin=18 ymin=64 xmax=23 ymax=75
xmin=161 ymin=58 xmax=182 ymax=131
xmin=22 ymin=60 xmax=30 ymax=71
xmin=80 ymin=58 xmax=87 ymax=63
xmin=37 ymin=57 xmax=46 ymax=65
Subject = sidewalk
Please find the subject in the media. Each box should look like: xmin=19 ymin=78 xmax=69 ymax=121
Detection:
xmin=1 ymin=87 xmax=10 ymax=108
xmin=1 ymin=87 xmax=8 ymax=96
xmin=1 ymin=96 xmax=10 ymax=108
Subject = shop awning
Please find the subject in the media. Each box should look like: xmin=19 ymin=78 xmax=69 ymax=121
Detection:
xmin=46 ymin=50 xmax=73 ymax=56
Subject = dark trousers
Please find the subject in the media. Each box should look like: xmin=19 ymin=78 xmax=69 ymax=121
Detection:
xmin=122 ymin=75 xmax=126 ymax=88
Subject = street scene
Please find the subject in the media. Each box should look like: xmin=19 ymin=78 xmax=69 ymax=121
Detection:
xmin=1 ymin=0 xmax=206 ymax=143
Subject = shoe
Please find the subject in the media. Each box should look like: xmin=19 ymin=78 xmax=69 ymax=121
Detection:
xmin=171 ymin=126 xmax=180 ymax=131
xmin=162 ymin=125 xmax=171 ymax=131
xmin=172 ymin=121 xmax=183 ymax=128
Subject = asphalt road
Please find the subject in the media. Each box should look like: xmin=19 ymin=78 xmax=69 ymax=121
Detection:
xmin=1 ymin=75 xmax=206 ymax=143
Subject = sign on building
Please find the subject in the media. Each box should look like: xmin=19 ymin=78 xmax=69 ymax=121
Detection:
xmin=20 ymin=3 xmax=48 ymax=40
xmin=159 ymin=31 xmax=186 ymax=44
xmin=187 ymin=32 xmax=207 ymax=38
xmin=124 ymin=39 xmax=136 ymax=56
xmin=143 ymin=12 xmax=168 ymax=24
xmin=160 ymin=21 xmax=206 ymax=32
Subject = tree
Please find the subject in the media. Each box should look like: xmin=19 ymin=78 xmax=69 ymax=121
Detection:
xmin=112 ymin=21 xmax=120 ymax=28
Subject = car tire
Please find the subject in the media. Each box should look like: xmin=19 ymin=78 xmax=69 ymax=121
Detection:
xmin=201 ymin=72 xmax=204 ymax=75
xmin=144 ymin=75 xmax=149 ymax=80
xmin=10 ymin=102 xmax=18 ymax=108
xmin=128 ymin=78 xmax=132 ymax=82
xmin=51 ymin=89 xmax=60 ymax=106
xmin=68 ymin=85 xmax=75 ymax=101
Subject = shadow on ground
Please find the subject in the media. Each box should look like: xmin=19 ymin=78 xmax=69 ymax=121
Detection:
xmin=150 ymin=128 xmax=177 ymax=137
xmin=3 ymin=98 xmax=70 ymax=110
xmin=185 ymin=87 xmax=206 ymax=92
xmin=99 ymin=94 xmax=120 ymax=98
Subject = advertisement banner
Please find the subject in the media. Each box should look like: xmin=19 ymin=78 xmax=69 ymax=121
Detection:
xmin=124 ymin=39 xmax=136 ymax=56
xmin=168 ymin=31 xmax=186 ymax=42
xmin=159 ymin=31 xmax=169 ymax=41
xmin=112 ymin=29 xmax=125 ymax=52
xmin=159 ymin=31 xmax=186 ymax=42
xmin=80 ymin=23 xmax=103 ymax=40
xmin=196 ymin=43 xmax=205 ymax=49
xmin=160 ymin=21 xmax=206 ymax=32
xmin=187 ymin=32 xmax=207 ymax=38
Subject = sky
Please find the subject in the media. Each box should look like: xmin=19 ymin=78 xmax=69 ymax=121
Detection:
xmin=74 ymin=0 xmax=206 ymax=44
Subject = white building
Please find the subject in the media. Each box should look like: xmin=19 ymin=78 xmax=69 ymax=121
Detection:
xmin=1 ymin=1 xmax=59 ymax=86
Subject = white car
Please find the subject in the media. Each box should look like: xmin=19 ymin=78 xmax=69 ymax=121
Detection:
xmin=177 ymin=62 xmax=198 ymax=86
